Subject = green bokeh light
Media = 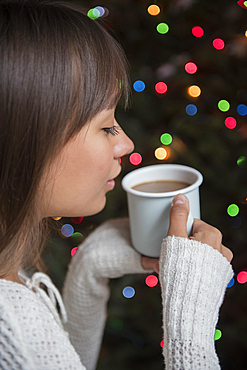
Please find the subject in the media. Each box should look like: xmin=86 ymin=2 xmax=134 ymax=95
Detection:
xmin=87 ymin=8 xmax=100 ymax=19
xmin=218 ymin=100 xmax=230 ymax=112
xmin=237 ymin=156 xmax=246 ymax=167
xmin=71 ymin=232 xmax=84 ymax=245
xmin=214 ymin=329 xmax=222 ymax=341
xmin=227 ymin=204 xmax=239 ymax=217
xmin=157 ymin=23 xmax=169 ymax=34
xmin=160 ymin=133 xmax=173 ymax=145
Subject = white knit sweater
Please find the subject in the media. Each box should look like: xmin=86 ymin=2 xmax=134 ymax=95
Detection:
xmin=0 ymin=218 xmax=234 ymax=369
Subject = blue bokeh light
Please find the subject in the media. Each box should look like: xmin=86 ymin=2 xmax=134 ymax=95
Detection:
xmin=227 ymin=277 xmax=235 ymax=288
xmin=186 ymin=104 xmax=197 ymax=116
xmin=237 ymin=104 xmax=247 ymax=116
xmin=61 ymin=224 xmax=74 ymax=237
xmin=133 ymin=80 xmax=145 ymax=92
xmin=94 ymin=6 xmax=105 ymax=17
xmin=122 ymin=286 xmax=135 ymax=298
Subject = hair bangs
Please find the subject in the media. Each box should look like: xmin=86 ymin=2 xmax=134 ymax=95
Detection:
xmin=61 ymin=10 xmax=131 ymax=144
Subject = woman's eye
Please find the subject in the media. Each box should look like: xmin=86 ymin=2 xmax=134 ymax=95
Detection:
xmin=103 ymin=126 xmax=121 ymax=136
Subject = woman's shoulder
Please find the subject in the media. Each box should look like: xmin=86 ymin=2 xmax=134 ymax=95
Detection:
xmin=0 ymin=278 xmax=47 ymax=334
xmin=0 ymin=277 xmax=37 ymax=305
xmin=0 ymin=279 xmax=34 ymax=331
xmin=0 ymin=277 xmax=84 ymax=369
xmin=0 ymin=283 xmax=36 ymax=369
xmin=0 ymin=283 xmax=22 ymax=328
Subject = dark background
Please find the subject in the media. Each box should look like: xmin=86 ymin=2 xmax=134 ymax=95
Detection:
xmin=42 ymin=1 xmax=247 ymax=369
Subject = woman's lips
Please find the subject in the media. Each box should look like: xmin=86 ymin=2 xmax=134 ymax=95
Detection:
xmin=106 ymin=166 xmax=121 ymax=190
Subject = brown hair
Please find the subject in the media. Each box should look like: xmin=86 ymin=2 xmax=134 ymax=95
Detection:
xmin=0 ymin=0 xmax=131 ymax=277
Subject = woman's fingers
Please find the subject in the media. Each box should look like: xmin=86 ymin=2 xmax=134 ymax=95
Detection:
xmin=167 ymin=194 xmax=190 ymax=238
xmin=141 ymin=195 xmax=233 ymax=273
xmin=221 ymin=245 xmax=233 ymax=263
xmin=167 ymin=196 xmax=233 ymax=263
xmin=190 ymin=219 xmax=233 ymax=263
xmin=191 ymin=219 xmax=223 ymax=246
xmin=141 ymin=255 xmax=159 ymax=272
xmin=142 ymin=194 xmax=190 ymax=274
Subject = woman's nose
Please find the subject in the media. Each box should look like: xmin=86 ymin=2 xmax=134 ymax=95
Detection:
xmin=114 ymin=126 xmax=134 ymax=159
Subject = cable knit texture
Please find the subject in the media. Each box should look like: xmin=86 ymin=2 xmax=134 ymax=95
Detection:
xmin=159 ymin=236 xmax=234 ymax=369
xmin=0 ymin=218 xmax=234 ymax=370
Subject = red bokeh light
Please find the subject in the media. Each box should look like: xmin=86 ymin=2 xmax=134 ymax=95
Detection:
xmin=237 ymin=0 xmax=247 ymax=9
xmin=225 ymin=117 xmax=237 ymax=129
xmin=237 ymin=271 xmax=247 ymax=284
xmin=155 ymin=82 xmax=168 ymax=94
xmin=213 ymin=38 xmax=225 ymax=50
xmin=71 ymin=247 xmax=78 ymax=257
xmin=192 ymin=26 xmax=204 ymax=37
xmin=145 ymin=275 xmax=159 ymax=287
xmin=71 ymin=217 xmax=84 ymax=224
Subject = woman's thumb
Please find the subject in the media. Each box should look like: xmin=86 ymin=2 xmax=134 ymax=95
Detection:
xmin=167 ymin=194 xmax=190 ymax=238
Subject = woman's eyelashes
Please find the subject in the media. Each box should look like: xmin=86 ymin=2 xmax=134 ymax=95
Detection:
xmin=103 ymin=125 xmax=121 ymax=136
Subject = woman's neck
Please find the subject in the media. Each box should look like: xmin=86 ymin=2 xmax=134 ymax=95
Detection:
xmin=3 ymin=272 xmax=24 ymax=285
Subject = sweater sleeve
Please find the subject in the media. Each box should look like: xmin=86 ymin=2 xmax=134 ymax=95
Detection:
xmin=62 ymin=218 xmax=153 ymax=370
xmin=159 ymin=236 xmax=234 ymax=370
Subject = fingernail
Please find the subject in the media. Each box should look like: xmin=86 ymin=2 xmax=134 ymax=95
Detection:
xmin=172 ymin=194 xmax=187 ymax=205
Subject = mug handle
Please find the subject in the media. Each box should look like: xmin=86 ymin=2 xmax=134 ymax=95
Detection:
xmin=186 ymin=212 xmax=194 ymax=237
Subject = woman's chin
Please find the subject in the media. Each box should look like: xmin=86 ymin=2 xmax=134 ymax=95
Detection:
xmin=47 ymin=194 xmax=108 ymax=219
xmin=72 ymin=197 xmax=107 ymax=217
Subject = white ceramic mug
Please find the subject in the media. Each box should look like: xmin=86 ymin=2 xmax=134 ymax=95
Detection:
xmin=122 ymin=164 xmax=203 ymax=257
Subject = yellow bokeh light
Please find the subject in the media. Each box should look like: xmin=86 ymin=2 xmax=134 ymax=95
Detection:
xmin=147 ymin=4 xmax=160 ymax=16
xmin=245 ymin=30 xmax=247 ymax=37
xmin=155 ymin=147 xmax=167 ymax=160
xmin=188 ymin=85 xmax=201 ymax=97
xmin=53 ymin=216 xmax=62 ymax=220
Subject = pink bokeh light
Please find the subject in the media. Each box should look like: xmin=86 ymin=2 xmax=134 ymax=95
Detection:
xmin=237 ymin=271 xmax=247 ymax=284
xmin=213 ymin=38 xmax=225 ymax=50
xmin=185 ymin=62 xmax=197 ymax=74
xmin=129 ymin=152 xmax=142 ymax=165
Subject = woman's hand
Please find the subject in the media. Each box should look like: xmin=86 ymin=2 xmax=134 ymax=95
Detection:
xmin=168 ymin=193 xmax=233 ymax=262
xmin=141 ymin=255 xmax=159 ymax=273
xmin=142 ymin=193 xmax=233 ymax=274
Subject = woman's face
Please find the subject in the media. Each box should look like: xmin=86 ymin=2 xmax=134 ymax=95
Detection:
xmin=40 ymin=108 xmax=134 ymax=218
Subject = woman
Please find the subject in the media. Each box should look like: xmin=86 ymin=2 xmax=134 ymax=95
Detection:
xmin=0 ymin=1 xmax=233 ymax=369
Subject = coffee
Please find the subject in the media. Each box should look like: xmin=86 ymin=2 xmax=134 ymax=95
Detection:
xmin=132 ymin=180 xmax=190 ymax=193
